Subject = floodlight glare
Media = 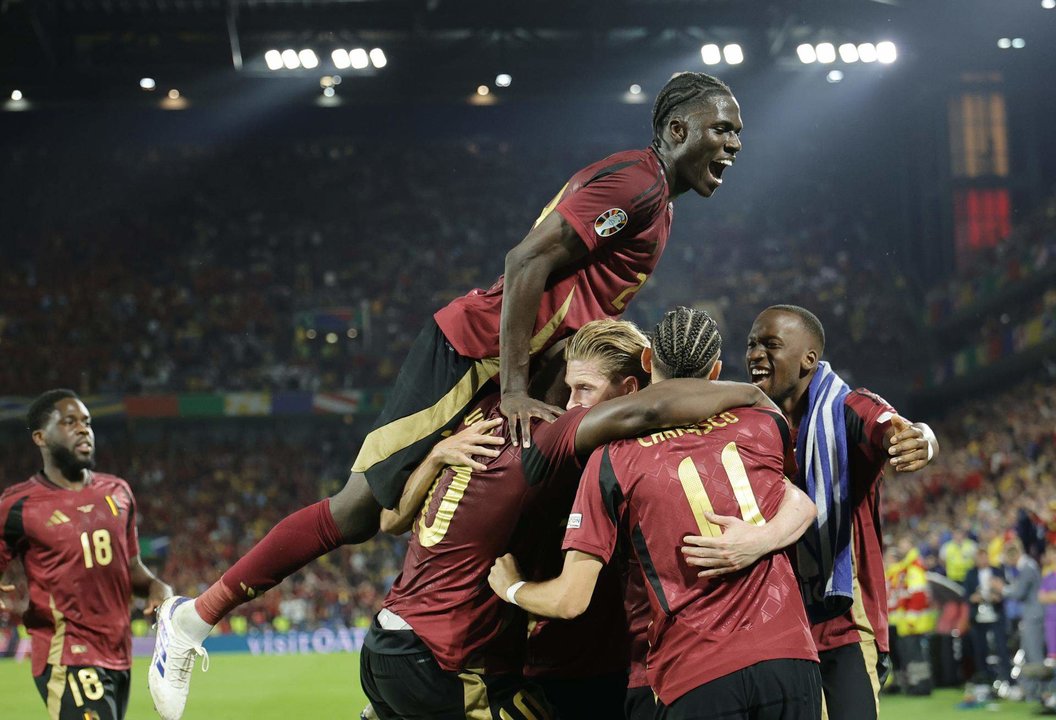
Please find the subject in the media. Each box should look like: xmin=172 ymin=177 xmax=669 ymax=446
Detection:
xmin=140 ymin=78 xmax=156 ymax=90
xmin=838 ymin=43 xmax=859 ymax=63
xmin=797 ymin=44 xmax=817 ymax=64
xmin=629 ymin=84 xmax=642 ymax=95
xmin=700 ymin=44 xmax=721 ymax=66
xmin=876 ymin=41 xmax=897 ymax=63
xmin=1011 ymin=38 xmax=1026 ymax=48
xmin=723 ymin=44 xmax=744 ymax=65
xmin=815 ymin=43 xmax=837 ymax=64
xmin=477 ymin=85 xmax=490 ymax=96
xmin=299 ymin=50 xmax=319 ymax=69
xmin=323 ymin=87 xmax=335 ymax=98
xmin=11 ymin=90 xmax=23 ymax=101
xmin=495 ymin=73 xmax=512 ymax=87
xmin=168 ymin=89 xmax=180 ymax=99
xmin=369 ymin=49 xmax=387 ymax=68
xmin=265 ymin=50 xmax=283 ymax=70
xmin=349 ymin=49 xmax=369 ymax=69
xmin=331 ymin=49 xmax=350 ymax=70
xmin=857 ymin=43 xmax=878 ymax=63
xmin=281 ymin=49 xmax=300 ymax=70
xmin=826 ymin=70 xmax=844 ymax=83
xmin=1044 ymin=0 xmax=1055 ymax=9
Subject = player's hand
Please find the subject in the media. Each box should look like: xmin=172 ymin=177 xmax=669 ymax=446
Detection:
xmin=488 ymin=553 xmax=524 ymax=600
xmin=144 ymin=580 xmax=174 ymax=617
xmin=429 ymin=418 xmax=505 ymax=471
xmin=681 ymin=512 xmax=772 ymax=578
xmin=0 ymin=583 xmax=14 ymax=609
xmin=887 ymin=416 xmax=932 ymax=473
xmin=500 ymin=391 xmax=563 ymax=448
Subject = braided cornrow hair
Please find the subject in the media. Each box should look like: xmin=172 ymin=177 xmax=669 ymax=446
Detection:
xmin=652 ymin=72 xmax=732 ymax=146
xmin=651 ymin=306 xmax=722 ymax=379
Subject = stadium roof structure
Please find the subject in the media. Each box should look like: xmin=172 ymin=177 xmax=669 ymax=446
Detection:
xmin=1 ymin=0 xmax=1053 ymax=106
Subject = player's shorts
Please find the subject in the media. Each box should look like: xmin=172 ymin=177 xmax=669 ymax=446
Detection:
xmin=818 ymin=640 xmax=888 ymax=720
xmin=624 ymin=684 xmax=656 ymax=720
xmin=360 ymin=621 xmax=553 ymax=720
xmin=351 ymin=319 xmax=499 ymax=509
xmin=655 ymin=659 xmax=822 ymax=720
xmin=33 ymin=664 xmax=130 ymax=720
xmin=534 ymin=671 xmax=627 ymax=719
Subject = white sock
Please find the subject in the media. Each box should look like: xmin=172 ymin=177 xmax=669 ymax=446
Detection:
xmin=174 ymin=599 xmax=214 ymax=646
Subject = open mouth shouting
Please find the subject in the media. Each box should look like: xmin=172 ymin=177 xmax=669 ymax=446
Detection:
xmin=707 ymin=157 xmax=734 ymax=187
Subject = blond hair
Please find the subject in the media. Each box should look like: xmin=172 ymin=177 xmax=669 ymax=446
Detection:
xmin=565 ymin=319 xmax=651 ymax=386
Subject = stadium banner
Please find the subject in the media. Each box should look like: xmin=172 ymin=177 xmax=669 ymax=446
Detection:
xmin=202 ymin=626 xmax=368 ymax=656
xmin=126 ymin=395 xmax=180 ymax=417
xmin=179 ymin=393 xmax=227 ymax=417
xmin=224 ymin=392 xmax=272 ymax=416
xmin=272 ymin=391 xmax=315 ymax=415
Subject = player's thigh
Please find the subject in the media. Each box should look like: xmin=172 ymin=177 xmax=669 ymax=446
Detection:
xmin=359 ymin=646 xmax=466 ymax=720
xmin=654 ymin=670 xmax=750 ymax=719
xmin=748 ymin=659 xmax=822 ymax=720
xmin=624 ymin=684 xmax=656 ymax=720
xmin=818 ymin=643 xmax=880 ymax=720
xmin=34 ymin=665 xmax=129 ymax=720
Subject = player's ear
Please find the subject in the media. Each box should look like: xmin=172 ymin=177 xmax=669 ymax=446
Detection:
xmin=31 ymin=429 xmax=47 ymax=448
xmin=641 ymin=347 xmax=653 ymax=374
xmin=618 ymin=374 xmax=639 ymax=396
xmin=708 ymin=360 xmax=722 ymax=381
xmin=801 ymin=348 xmax=819 ymax=374
xmin=667 ymin=116 xmax=688 ymax=145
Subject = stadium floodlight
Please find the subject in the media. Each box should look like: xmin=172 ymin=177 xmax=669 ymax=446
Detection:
xmin=838 ymin=43 xmax=859 ymax=63
xmin=331 ymin=49 xmax=350 ymax=70
xmin=264 ymin=50 xmax=283 ymax=70
xmin=997 ymin=37 xmax=1011 ymax=48
xmin=11 ymin=89 xmax=22 ymax=101
xmin=349 ymin=48 xmax=369 ymax=70
xmin=477 ymin=85 xmax=490 ymax=96
xmin=797 ymin=44 xmax=817 ymax=64
xmin=700 ymin=44 xmax=721 ymax=66
xmin=1044 ymin=0 xmax=1055 ymax=9
xmin=168 ymin=89 xmax=180 ymax=99
xmin=281 ymin=49 xmax=300 ymax=70
xmin=369 ymin=48 xmax=387 ymax=68
xmin=723 ymin=44 xmax=744 ymax=65
xmin=299 ymin=50 xmax=319 ymax=69
xmin=876 ymin=41 xmax=897 ymax=63
xmin=495 ymin=73 xmax=512 ymax=88
xmin=815 ymin=43 xmax=837 ymax=64
xmin=857 ymin=43 xmax=878 ymax=63
xmin=140 ymin=78 xmax=156 ymax=90
xmin=1011 ymin=37 xmax=1026 ymax=48
xmin=629 ymin=83 xmax=642 ymax=95
xmin=826 ymin=70 xmax=844 ymax=83
xmin=323 ymin=87 xmax=335 ymax=98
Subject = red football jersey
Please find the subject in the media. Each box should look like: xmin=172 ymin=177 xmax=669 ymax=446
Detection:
xmin=383 ymin=397 xmax=589 ymax=674
xmin=623 ymin=554 xmax=652 ymax=689
xmin=0 ymin=472 xmax=140 ymax=675
xmin=434 ymin=148 xmax=671 ymax=359
xmin=795 ymin=388 xmax=898 ymax=654
xmin=563 ymin=408 xmax=817 ymax=704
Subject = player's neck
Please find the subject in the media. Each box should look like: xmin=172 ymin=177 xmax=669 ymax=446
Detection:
xmin=781 ymin=386 xmax=811 ymax=429
xmin=651 ymin=145 xmax=686 ymax=199
xmin=42 ymin=463 xmax=88 ymax=491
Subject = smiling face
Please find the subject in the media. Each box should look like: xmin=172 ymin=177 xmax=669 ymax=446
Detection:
xmin=745 ymin=309 xmax=819 ymax=409
xmin=36 ymin=398 xmax=95 ymax=479
xmin=666 ymin=93 xmax=743 ymax=197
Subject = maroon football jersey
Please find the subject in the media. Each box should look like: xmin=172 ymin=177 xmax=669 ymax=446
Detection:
xmin=623 ymin=555 xmax=652 ymax=689
xmin=435 ymin=148 xmax=671 ymax=360
xmin=563 ymin=408 xmax=817 ymax=704
xmin=383 ymin=396 xmax=589 ymax=673
xmin=795 ymin=388 xmax=898 ymax=654
xmin=0 ymin=472 xmax=140 ymax=675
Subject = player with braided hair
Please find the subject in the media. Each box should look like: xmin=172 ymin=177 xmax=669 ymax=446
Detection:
xmin=490 ymin=308 xmax=823 ymax=719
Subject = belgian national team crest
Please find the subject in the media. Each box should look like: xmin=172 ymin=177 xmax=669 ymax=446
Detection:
xmin=594 ymin=208 xmax=628 ymax=237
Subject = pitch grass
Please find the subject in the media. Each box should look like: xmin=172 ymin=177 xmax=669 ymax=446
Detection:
xmin=0 ymin=654 xmax=1044 ymax=719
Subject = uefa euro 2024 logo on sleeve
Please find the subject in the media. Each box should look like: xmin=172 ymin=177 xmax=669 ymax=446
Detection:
xmin=594 ymin=208 xmax=629 ymax=237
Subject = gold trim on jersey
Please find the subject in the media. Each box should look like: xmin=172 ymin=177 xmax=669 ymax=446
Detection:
xmin=46 ymin=664 xmax=67 ymax=720
xmin=352 ymin=357 xmax=500 ymax=474
xmin=458 ymin=672 xmax=492 ymax=720
xmin=47 ymin=595 xmax=66 ymax=666
xmin=528 ymin=288 xmax=576 ymax=355
xmin=849 ymin=524 xmax=876 ymax=640
xmin=860 ymin=639 xmax=882 ymax=715
xmin=104 ymin=496 xmax=119 ymax=516
xmin=417 ymin=464 xmax=474 ymax=548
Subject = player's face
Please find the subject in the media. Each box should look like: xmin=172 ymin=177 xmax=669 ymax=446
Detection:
xmin=565 ymin=359 xmax=629 ymax=410
xmin=675 ymin=93 xmax=742 ymax=198
xmin=44 ymin=398 xmax=96 ymax=474
xmin=745 ymin=310 xmax=812 ymax=405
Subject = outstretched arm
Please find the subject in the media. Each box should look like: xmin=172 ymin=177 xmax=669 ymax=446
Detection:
xmin=681 ymin=479 xmax=816 ymax=578
xmin=885 ymin=416 xmax=939 ymax=473
xmin=488 ymin=550 xmax=604 ymax=620
xmin=500 ymin=211 xmax=587 ymax=447
xmin=129 ymin=556 xmax=173 ymax=617
xmin=380 ymin=418 xmax=505 ymax=535
xmin=573 ymin=379 xmax=773 ymax=454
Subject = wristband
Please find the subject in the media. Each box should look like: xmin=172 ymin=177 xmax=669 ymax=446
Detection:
xmin=506 ymin=581 xmax=526 ymax=606
xmin=926 ymin=442 xmax=934 ymax=462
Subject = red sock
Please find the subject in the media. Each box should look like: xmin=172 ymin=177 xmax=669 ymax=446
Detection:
xmin=194 ymin=499 xmax=344 ymax=624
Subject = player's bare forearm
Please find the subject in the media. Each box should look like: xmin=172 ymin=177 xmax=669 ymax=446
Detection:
xmin=129 ymin=556 xmax=172 ymax=614
xmin=885 ymin=417 xmax=939 ymax=473
xmin=489 ymin=550 xmax=603 ymax=620
xmin=682 ymin=480 xmax=815 ymax=578
xmin=575 ymin=379 xmax=770 ymax=453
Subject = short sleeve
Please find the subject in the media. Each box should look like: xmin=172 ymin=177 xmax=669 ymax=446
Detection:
xmin=561 ymin=446 xmax=623 ymax=563
xmin=555 ymin=161 xmax=661 ymax=254
xmin=522 ymin=406 xmax=590 ymax=487
xmin=845 ymin=389 xmax=899 ymax=463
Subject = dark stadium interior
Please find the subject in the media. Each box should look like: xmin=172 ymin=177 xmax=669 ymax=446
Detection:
xmin=1 ymin=0 xmax=1055 ymax=714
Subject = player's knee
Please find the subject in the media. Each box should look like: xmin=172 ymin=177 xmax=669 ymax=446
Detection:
xmin=330 ymin=472 xmax=381 ymax=543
